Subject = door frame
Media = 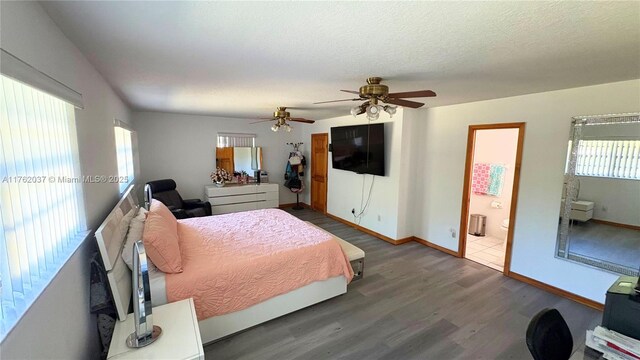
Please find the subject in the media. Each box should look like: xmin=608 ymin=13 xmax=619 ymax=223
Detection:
xmin=458 ymin=122 xmax=525 ymax=276
xmin=311 ymin=132 xmax=328 ymax=214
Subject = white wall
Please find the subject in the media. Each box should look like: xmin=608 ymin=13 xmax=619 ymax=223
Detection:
xmin=412 ymin=79 xmax=640 ymax=302
xmin=468 ymin=129 xmax=519 ymax=238
xmin=301 ymin=109 xmax=406 ymax=239
xmin=578 ymin=177 xmax=640 ymax=225
xmin=133 ymin=111 xmax=302 ymax=204
xmin=0 ymin=2 xmax=131 ymax=359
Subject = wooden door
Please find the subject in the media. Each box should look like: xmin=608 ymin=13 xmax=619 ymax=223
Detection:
xmin=311 ymin=133 xmax=328 ymax=213
xmin=216 ymin=147 xmax=234 ymax=174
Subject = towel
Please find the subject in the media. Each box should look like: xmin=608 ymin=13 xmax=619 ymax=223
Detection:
xmin=472 ymin=163 xmax=491 ymax=195
xmin=487 ymin=164 xmax=506 ymax=196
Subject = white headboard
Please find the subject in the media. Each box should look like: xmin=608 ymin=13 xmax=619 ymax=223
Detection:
xmin=95 ymin=185 xmax=138 ymax=321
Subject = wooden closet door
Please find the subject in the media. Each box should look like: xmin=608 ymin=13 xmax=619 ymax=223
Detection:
xmin=216 ymin=147 xmax=234 ymax=174
xmin=311 ymin=133 xmax=328 ymax=213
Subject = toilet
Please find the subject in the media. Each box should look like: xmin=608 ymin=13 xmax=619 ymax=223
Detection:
xmin=500 ymin=218 xmax=510 ymax=248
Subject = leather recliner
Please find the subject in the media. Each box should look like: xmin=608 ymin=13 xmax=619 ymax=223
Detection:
xmin=526 ymin=308 xmax=573 ymax=360
xmin=144 ymin=179 xmax=211 ymax=219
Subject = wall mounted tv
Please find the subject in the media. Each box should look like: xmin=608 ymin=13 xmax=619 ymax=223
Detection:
xmin=330 ymin=123 xmax=385 ymax=176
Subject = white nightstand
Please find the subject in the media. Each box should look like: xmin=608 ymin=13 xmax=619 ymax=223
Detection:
xmin=108 ymin=298 xmax=204 ymax=360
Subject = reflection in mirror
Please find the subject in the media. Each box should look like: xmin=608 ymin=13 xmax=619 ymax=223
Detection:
xmin=215 ymin=147 xmax=263 ymax=175
xmin=556 ymin=113 xmax=640 ymax=276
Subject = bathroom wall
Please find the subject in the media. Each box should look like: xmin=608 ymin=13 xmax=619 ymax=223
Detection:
xmin=468 ymin=128 xmax=520 ymax=238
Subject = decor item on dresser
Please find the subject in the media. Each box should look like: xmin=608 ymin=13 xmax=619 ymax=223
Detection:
xmin=210 ymin=167 xmax=233 ymax=187
xmin=144 ymin=179 xmax=211 ymax=219
xmin=285 ymin=142 xmax=306 ymax=210
xmin=205 ymin=183 xmax=279 ymax=215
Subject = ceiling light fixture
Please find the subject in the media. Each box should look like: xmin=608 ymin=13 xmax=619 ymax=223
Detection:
xmin=366 ymin=104 xmax=381 ymax=120
xmin=383 ymin=105 xmax=397 ymax=118
xmin=271 ymin=123 xmax=279 ymax=132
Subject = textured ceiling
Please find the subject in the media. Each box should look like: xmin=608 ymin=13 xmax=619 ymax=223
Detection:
xmin=41 ymin=1 xmax=640 ymax=120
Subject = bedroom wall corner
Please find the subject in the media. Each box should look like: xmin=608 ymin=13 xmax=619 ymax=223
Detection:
xmin=0 ymin=1 xmax=131 ymax=358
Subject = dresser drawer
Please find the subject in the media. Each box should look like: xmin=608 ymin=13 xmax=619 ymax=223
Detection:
xmin=209 ymin=193 xmax=258 ymax=205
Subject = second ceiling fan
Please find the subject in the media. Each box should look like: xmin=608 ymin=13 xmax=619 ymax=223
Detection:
xmin=315 ymin=77 xmax=437 ymax=120
xmin=251 ymin=107 xmax=315 ymax=132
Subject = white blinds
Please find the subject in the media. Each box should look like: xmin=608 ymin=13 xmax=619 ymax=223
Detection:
xmin=0 ymin=75 xmax=87 ymax=339
xmin=217 ymin=133 xmax=256 ymax=147
xmin=575 ymin=140 xmax=640 ymax=179
xmin=114 ymin=123 xmax=135 ymax=193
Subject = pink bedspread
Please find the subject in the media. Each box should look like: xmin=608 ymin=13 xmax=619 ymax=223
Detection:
xmin=166 ymin=209 xmax=354 ymax=320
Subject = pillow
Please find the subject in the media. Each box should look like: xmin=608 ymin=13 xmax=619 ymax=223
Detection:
xmin=143 ymin=200 xmax=183 ymax=273
xmin=122 ymin=207 xmax=148 ymax=271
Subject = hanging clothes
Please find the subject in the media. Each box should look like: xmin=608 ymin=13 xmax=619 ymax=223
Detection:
xmin=284 ymin=150 xmax=306 ymax=193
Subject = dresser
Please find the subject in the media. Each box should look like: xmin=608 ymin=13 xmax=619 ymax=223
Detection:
xmin=205 ymin=183 xmax=279 ymax=214
xmin=107 ymin=298 xmax=204 ymax=360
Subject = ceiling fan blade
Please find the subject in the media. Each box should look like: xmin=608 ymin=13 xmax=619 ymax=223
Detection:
xmin=288 ymin=118 xmax=315 ymax=124
xmin=385 ymin=98 xmax=425 ymax=108
xmin=313 ymin=98 xmax=361 ymax=104
xmin=250 ymin=119 xmax=275 ymax=124
xmin=340 ymin=90 xmax=361 ymax=95
xmin=387 ymin=90 xmax=436 ymax=98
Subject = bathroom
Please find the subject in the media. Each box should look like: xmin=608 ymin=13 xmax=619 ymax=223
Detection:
xmin=464 ymin=127 xmax=520 ymax=272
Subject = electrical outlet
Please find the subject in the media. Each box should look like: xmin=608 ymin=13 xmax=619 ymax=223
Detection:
xmin=377 ymin=214 xmax=381 ymax=221
xmin=449 ymin=228 xmax=457 ymax=238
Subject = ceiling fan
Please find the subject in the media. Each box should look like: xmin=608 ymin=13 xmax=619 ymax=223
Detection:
xmin=251 ymin=107 xmax=315 ymax=132
xmin=314 ymin=77 xmax=436 ymax=120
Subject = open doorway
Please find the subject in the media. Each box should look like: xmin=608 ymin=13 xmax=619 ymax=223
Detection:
xmin=459 ymin=123 xmax=525 ymax=274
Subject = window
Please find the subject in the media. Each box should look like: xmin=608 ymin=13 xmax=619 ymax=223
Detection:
xmin=1 ymin=75 xmax=87 ymax=339
xmin=114 ymin=121 xmax=135 ymax=193
xmin=568 ymin=139 xmax=640 ymax=179
xmin=216 ymin=133 xmax=256 ymax=148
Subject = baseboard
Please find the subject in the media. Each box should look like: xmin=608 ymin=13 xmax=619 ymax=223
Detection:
xmin=591 ymin=219 xmax=640 ymax=231
xmin=278 ymin=202 xmax=310 ymax=209
xmin=318 ymin=209 xmax=605 ymax=311
xmin=325 ymin=213 xmax=410 ymax=246
xmin=412 ymin=237 xmax=460 ymax=257
xmin=508 ymin=271 xmax=604 ymax=311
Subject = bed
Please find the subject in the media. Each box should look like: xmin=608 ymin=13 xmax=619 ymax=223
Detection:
xmin=95 ymin=186 xmax=362 ymax=344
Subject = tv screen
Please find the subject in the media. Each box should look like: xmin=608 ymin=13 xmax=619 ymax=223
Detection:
xmin=330 ymin=123 xmax=385 ymax=176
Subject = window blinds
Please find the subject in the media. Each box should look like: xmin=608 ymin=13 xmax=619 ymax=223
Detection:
xmin=575 ymin=140 xmax=640 ymax=179
xmin=114 ymin=121 xmax=136 ymax=193
xmin=0 ymin=75 xmax=87 ymax=339
xmin=217 ymin=133 xmax=256 ymax=147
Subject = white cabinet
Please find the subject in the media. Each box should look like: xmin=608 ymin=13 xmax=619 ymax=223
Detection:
xmin=205 ymin=183 xmax=279 ymax=215
xmin=108 ymin=298 xmax=204 ymax=360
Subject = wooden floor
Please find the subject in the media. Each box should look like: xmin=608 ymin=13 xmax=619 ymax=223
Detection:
xmin=204 ymin=208 xmax=602 ymax=360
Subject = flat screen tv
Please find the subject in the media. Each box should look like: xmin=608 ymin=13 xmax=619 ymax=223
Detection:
xmin=330 ymin=123 xmax=385 ymax=176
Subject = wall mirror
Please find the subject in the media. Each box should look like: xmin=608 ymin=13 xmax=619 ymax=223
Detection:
xmin=216 ymin=146 xmax=263 ymax=174
xmin=556 ymin=113 xmax=640 ymax=275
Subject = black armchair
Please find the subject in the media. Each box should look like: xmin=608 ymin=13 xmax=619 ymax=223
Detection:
xmin=144 ymin=179 xmax=211 ymax=219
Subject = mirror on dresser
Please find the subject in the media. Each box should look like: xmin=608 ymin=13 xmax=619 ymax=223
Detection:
xmin=215 ymin=146 xmax=263 ymax=175
xmin=556 ymin=113 xmax=640 ymax=275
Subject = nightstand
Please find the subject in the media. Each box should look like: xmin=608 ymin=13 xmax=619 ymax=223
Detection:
xmin=107 ymin=298 xmax=204 ymax=360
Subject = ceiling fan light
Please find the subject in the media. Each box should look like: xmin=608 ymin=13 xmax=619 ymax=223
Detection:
xmin=285 ymin=123 xmax=292 ymax=132
xmin=384 ymin=105 xmax=397 ymax=117
xmin=350 ymin=106 xmax=361 ymax=117
xmin=366 ymin=104 xmax=381 ymax=120
xmin=271 ymin=124 xmax=279 ymax=132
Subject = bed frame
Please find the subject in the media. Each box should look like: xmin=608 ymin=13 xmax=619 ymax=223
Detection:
xmin=95 ymin=186 xmax=348 ymax=344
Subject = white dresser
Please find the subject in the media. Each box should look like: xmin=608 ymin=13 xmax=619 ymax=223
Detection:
xmin=205 ymin=183 xmax=279 ymax=215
